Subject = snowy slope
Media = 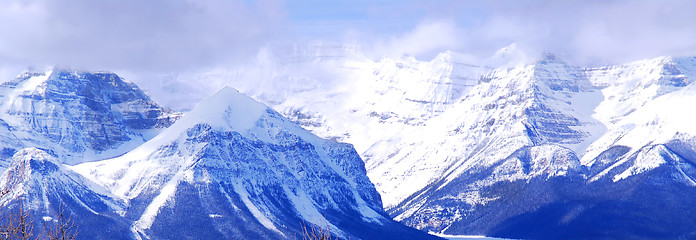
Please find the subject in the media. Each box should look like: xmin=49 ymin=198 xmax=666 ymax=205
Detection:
xmin=0 ymin=68 xmax=178 ymax=167
xmin=72 ymin=87 xmax=440 ymax=240
xmin=172 ymin=43 xmax=487 ymax=153
xmin=582 ymin=57 xmax=696 ymax=174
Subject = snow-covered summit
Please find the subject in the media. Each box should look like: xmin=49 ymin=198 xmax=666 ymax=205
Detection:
xmin=3 ymin=46 xmax=696 ymax=239
xmin=167 ymin=87 xmax=268 ymax=136
xmin=385 ymin=54 xmax=696 ymax=238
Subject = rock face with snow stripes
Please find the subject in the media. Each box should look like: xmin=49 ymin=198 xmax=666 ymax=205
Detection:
xmin=0 ymin=68 xmax=178 ymax=168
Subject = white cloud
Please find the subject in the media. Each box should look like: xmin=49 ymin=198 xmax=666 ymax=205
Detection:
xmin=368 ymin=20 xmax=462 ymax=60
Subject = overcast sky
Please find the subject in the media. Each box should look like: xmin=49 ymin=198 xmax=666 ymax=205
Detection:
xmin=1 ymin=0 xmax=696 ymax=107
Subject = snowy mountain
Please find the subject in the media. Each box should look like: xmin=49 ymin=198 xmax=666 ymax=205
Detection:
xmin=2 ymin=44 xmax=696 ymax=239
xmin=69 ymin=87 xmax=439 ymax=239
xmin=202 ymin=44 xmax=696 ymax=239
xmin=0 ymin=68 xmax=178 ymax=168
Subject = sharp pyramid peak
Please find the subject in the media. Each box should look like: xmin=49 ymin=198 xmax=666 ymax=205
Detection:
xmin=122 ymin=86 xmax=273 ymax=156
xmin=181 ymin=86 xmax=269 ymax=131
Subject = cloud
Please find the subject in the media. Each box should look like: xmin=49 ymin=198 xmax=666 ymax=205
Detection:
xmin=338 ymin=0 xmax=696 ymax=64
xmin=3 ymin=0 xmax=696 ymax=110
xmin=0 ymin=0 xmax=287 ymax=72
xmin=365 ymin=20 xmax=462 ymax=60
xmin=118 ymin=43 xmax=360 ymax=111
xmin=4 ymin=0 xmax=695 ymax=72
xmin=564 ymin=0 xmax=696 ymax=64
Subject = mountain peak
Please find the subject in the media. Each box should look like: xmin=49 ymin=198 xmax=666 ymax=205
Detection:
xmin=493 ymin=43 xmax=521 ymax=57
xmin=13 ymin=68 xmax=49 ymax=82
xmin=1 ymin=148 xmax=66 ymax=199
xmin=175 ymin=86 xmax=269 ymax=134
xmin=8 ymin=148 xmax=60 ymax=177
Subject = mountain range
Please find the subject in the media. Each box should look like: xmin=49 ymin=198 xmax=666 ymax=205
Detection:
xmin=206 ymin=43 xmax=696 ymax=239
xmin=1 ymin=42 xmax=696 ymax=239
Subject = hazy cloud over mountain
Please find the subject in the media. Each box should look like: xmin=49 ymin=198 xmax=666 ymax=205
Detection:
xmin=1 ymin=0 xmax=695 ymax=107
xmin=3 ymin=0 xmax=696 ymax=68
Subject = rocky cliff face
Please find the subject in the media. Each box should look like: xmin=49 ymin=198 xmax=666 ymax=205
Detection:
xmin=0 ymin=68 xmax=178 ymax=167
